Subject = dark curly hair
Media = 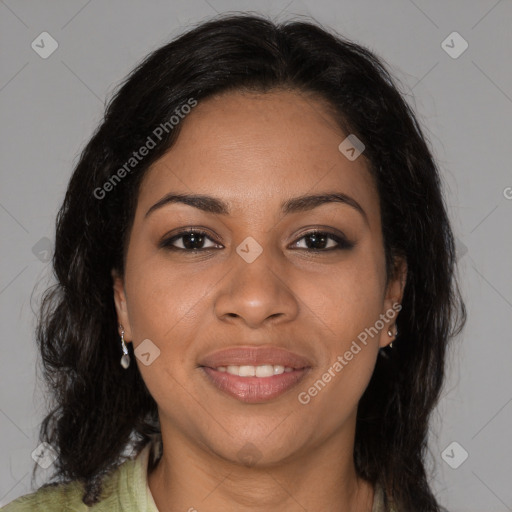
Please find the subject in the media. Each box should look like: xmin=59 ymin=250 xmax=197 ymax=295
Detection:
xmin=34 ymin=12 xmax=466 ymax=510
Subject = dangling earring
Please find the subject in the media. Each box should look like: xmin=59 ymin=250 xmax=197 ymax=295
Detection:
xmin=387 ymin=325 xmax=398 ymax=348
xmin=119 ymin=325 xmax=130 ymax=369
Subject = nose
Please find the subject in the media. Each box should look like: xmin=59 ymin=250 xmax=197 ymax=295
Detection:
xmin=213 ymin=246 xmax=300 ymax=329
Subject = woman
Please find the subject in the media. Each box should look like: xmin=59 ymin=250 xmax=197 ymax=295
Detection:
xmin=3 ymin=13 xmax=466 ymax=512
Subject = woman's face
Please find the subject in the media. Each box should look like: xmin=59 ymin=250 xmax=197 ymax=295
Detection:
xmin=113 ymin=89 xmax=405 ymax=466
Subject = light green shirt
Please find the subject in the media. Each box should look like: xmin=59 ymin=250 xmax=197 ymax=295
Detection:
xmin=1 ymin=442 xmax=158 ymax=511
xmin=2 ymin=442 xmax=394 ymax=511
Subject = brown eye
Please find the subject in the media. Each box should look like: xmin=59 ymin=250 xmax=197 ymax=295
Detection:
xmin=290 ymin=231 xmax=354 ymax=251
xmin=160 ymin=229 xmax=222 ymax=251
xmin=160 ymin=229 xmax=354 ymax=253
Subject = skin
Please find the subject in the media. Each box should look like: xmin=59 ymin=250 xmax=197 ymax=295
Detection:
xmin=112 ymin=89 xmax=407 ymax=512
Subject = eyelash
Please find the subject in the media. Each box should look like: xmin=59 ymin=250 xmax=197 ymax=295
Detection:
xmin=160 ymin=228 xmax=354 ymax=253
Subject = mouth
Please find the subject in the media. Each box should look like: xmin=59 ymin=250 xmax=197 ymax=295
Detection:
xmin=198 ymin=346 xmax=312 ymax=403
xmin=207 ymin=364 xmax=299 ymax=377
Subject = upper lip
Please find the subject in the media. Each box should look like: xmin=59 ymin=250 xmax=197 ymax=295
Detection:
xmin=199 ymin=346 xmax=312 ymax=369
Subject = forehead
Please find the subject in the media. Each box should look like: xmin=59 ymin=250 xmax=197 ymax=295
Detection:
xmin=137 ymin=89 xmax=380 ymax=225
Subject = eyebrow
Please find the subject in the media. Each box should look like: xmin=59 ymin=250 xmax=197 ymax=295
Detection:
xmin=144 ymin=192 xmax=369 ymax=225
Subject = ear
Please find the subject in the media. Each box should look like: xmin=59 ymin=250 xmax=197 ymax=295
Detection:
xmin=111 ymin=269 xmax=133 ymax=342
xmin=378 ymin=255 xmax=407 ymax=349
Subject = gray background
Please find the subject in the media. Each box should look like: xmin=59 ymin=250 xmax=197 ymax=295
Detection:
xmin=1 ymin=1 xmax=511 ymax=510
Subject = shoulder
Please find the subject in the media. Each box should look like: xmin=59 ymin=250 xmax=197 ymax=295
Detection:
xmin=1 ymin=480 xmax=87 ymax=511
xmin=2 ymin=440 xmax=156 ymax=512
xmin=1 ymin=461 xmax=128 ymax=511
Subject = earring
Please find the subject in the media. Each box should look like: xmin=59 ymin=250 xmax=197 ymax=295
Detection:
xmin=119 ymin=325 xmax=130 ymax=369
xmin=387 ymin=325 xmax=398 ymax=348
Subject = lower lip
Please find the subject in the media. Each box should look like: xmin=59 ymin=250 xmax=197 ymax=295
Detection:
xmin=201 ymin=367 xmax=310 ymax=403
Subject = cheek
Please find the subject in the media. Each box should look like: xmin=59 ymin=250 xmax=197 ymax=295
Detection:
xmin=296 ymin=248 xmax=386 ymax=344
xmin=294 ymin=263 xmax=383 ymax=432
xmin=122 ymin=260 xmax=207 ymax=418
xmin=296 ymin=346 xmax=377 ymax=441
xmin=124 ymin=246 xmax=215 ymax=342
xmin=291 ymin=250 xmax=384 ymax=415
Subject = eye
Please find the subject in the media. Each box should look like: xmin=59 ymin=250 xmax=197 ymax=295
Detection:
xmin=160 ymin=229 xmax=222 ymax=251
xmin=290 ymin=230 xmax=354 ymax=251
xmin=160 ymin=229 xmax=354 ymax=253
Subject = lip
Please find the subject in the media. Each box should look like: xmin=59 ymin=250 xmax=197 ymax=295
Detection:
xmin=198 ymin=346 xmax=313 ymax=403
xmin=199 ymin=346 xmax=312 ymax=370
xmin=201 ymin=366 xmax=311 ymax=403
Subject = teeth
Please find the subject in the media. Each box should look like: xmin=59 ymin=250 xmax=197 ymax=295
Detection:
xmin=215 ymin=365 xmax=295 ymax=377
